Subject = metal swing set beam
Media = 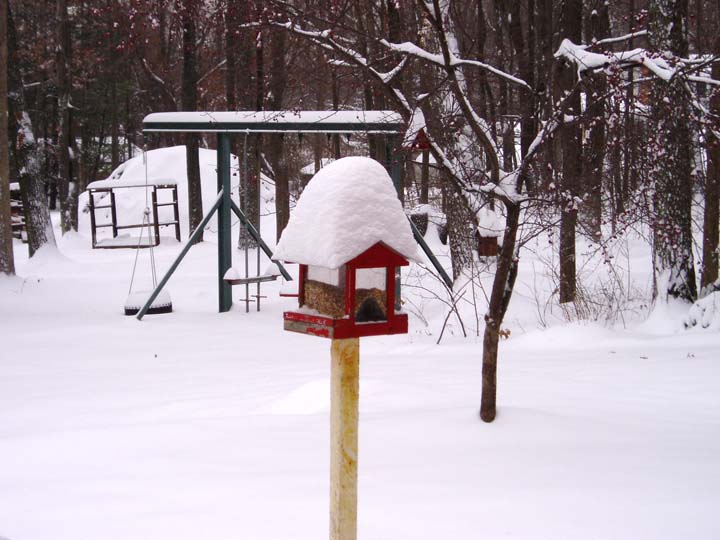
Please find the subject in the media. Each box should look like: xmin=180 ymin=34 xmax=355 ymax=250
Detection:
xmin=137 ymin=110 xmax=452 ymax=320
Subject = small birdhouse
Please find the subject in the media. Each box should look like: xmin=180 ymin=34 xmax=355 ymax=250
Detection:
xmin=476 ymin=206 xmax=503 ymax=257
xmin=402 ymin=107 xmax=431 ymax=151
xmin=273 ymin=156 xmax=419 ymax=339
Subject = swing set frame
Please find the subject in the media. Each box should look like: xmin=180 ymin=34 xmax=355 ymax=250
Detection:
xmin=135 ymin=110 xmax=451 ymax=320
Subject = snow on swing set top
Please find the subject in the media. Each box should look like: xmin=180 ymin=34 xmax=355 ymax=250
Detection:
xmin=274 ymin=156 xmax=420 ymax=339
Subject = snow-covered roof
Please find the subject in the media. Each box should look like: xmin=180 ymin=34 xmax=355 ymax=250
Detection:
xmin=143 ymin=110 xmax=404 ymax=133
xmin=476 ymin=207 xmax=504 ymax=238
xmin=87 ymin=177 xmax=177 ymax=189
xmin=273 ymin=156 xmax=420 ymax=268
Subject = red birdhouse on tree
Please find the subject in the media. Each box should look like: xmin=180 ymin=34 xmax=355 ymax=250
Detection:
xmin=273 ymin=156 xmax=419 ymax=339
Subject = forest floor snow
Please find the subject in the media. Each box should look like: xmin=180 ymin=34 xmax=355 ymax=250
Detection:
xmin=1 ymin=214 xmax=719 ymax=540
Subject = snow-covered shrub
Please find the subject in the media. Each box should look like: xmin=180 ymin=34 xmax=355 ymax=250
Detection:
xmin=685 ymin=292 xmax=720 ymax=330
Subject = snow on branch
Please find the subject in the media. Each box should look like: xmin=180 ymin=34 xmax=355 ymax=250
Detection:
xmin=376 ymin=57 xmax=409 ymax=85
xmin=270 ymin=20 xmax=414 ymax=114
xmin=379 ymin=39 xmax=532 ymax=90
xmin=555 ymin=39 xmax=720 ymax=86
xmin=591 ymin=29 xmax=648 ymax=47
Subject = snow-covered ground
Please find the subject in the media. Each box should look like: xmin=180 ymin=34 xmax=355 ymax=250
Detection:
xmin=2 ymin=155 xmax=719 ymax=539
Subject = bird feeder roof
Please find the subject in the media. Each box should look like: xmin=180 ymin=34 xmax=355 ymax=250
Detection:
xmin=273 ymin=156 xmax=420 ymax=268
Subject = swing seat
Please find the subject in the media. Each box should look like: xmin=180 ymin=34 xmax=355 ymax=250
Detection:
xmin=96 ymin=235 xmax=159 ymax=249
xmin=223 ymin=266 xmax=280 ymax=286
xmin=124 ymin=289 xmax=173 ymax=316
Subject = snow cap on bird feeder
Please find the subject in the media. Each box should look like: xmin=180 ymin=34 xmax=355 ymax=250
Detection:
xmin=274 ymin=156 xmax=419 ymax=339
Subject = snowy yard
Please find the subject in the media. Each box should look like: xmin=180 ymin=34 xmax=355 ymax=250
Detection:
xmin=2 ymin=220 xmax=719 ymax=540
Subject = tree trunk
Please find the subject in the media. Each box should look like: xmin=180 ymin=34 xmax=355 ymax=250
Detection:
xmin=556 ymin=0 xmax=582 ymax=304
xmin=583 ymin=5 xmax=610 ymax=236
xmin=445 ymin=189 xmax=474 ymax=281
xmin=267 ymin=29 xmax=289 ymax=242
xmin=506 ymin=0 xmax=536 ymax=192
xmin=480 ymin=202 xmax=520 ymax=422
xmin=477 ymin=0 xmax=536 ymax=418
xmin=181 ymin=0 xmax=203 ymax=244
xmin=225 ymin=0 xmax=238 ymax=111
xmin=7 ymin=4 xmax=56 ymax=257
xmin=243 ymin=26 xmax=263 ymax=247
xmin=331 ymin=67 xmax=341 ymax=159
xmin=648 ymin=0 xmax=697 ymax=302
xmin=700 ymin=33 xmax=720 ymax=291
xmin=0 ymin=0 xmax=14 ymax=274
xmin=56 ymin=0 xmax=74 ymax=233
xmin=110 ymin=81 xmax=119 ymax=170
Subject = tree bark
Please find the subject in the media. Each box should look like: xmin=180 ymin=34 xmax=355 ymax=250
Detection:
xmin=583 ymin=4 xmax=611 ymax=236
xmin=480 ymin=202 xmax=520 ymax=422
xmin=7 ymin=4 xmax=56 ymax=257
xmin=648 ymin=0 xmax=697 ymax=302
xmin=225 ymin=0 xmax=238 ymax=111
xmin=556 ymin=0 xmax=582 ymax=304
xmin=700 ymin=32 xmax=720 ymax=291
xmin=56 ymin=0 xmax=74 ymax=233
xmin=0 ymin=0 xmax=14 ymax=274
xmin=181 ymin=0 xmax=203 ymax=244
xmin=243 ymin=25 xmax=263 ymax=247
xmin=446 ymin=189 xmax=474 ymax=281
xmin=110 ymin=81 xmax=119 ymax=170
xmin=267 ymin=29 xmax=289 ymax=242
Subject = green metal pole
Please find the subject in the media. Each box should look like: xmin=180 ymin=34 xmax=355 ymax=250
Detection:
xmin=218 ymin=133 xmax=233 ymax=312
xmin=136 ymin=192 xmax=223 ymax=320
xmin=230 ymin=200 xmax=293 ymax=281
xmin=408 ymin=216 xmax=454 ymax=289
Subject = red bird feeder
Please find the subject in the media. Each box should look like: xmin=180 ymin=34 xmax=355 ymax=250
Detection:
xmin=274 ymin=156 xmax=418 ymax=340
xmin=284 ymin=242 xmax=409 ymax=339
xmin=273 ymin=156 xmax=419 ymax=540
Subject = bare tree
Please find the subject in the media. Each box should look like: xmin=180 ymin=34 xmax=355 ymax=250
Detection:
xmin=0 ymin=0 xmax=14 ymax=274
xmin=56 ymin=0 xmax=75 ymax=233
xmin=6 ymin=4 xmax=56 ymax=256
xmin=583 ymin=2 xmax=611 ymax=236
xmin=648 ymin=0 xmax=697 ymax=302
xmin=265 ymin=0 xmax=562 ymax=422
xmin=555 ymin=0 xmax=583 ymax=304
xmin=181 ymin=0 xmax=204 ymax=243
xmin=701 ymin=31 xmax=720 ymax=292
xmin=267 ymin=29 xmax=290 ymax=241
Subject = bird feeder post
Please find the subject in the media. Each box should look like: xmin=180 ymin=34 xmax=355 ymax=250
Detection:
xmin=330 ymin=337 xmax=360 ymax=540
xmin=275 ymin=157 xmax=419 ymax=540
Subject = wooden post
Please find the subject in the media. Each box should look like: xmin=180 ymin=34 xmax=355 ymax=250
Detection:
xmin=330 ymin=337 xmax=360 ymax=540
